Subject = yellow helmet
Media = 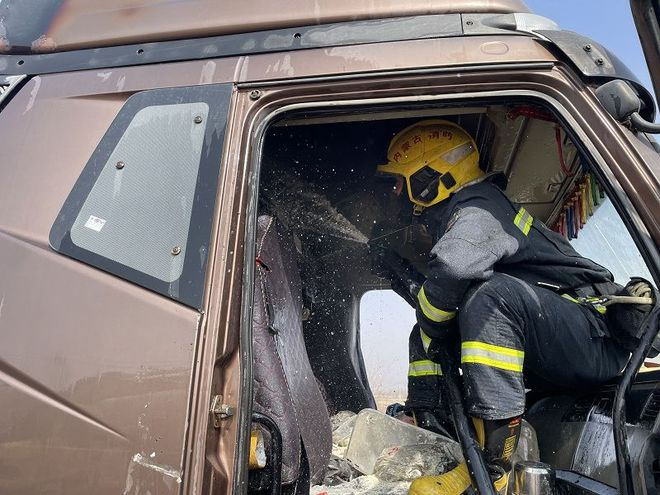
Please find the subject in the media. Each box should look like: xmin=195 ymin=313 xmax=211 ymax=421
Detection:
xmin=377 ymin=120 xmax=483 ymax=208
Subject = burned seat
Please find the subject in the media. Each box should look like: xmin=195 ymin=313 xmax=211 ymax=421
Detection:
xmin=251 ymin=215 xmax=332 ymax=489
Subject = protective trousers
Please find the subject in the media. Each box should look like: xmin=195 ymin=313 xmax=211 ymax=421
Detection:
xmin=408 ymin=272 xmax=630 ymax=420
xmin=407 ymin=324 xmax=441 ymax=411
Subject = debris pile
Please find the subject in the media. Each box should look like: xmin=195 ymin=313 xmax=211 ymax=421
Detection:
xmin=312 ymin=408 xmax=540 ymax=495
xmin=312 ymin=409 xmax=462 ymax=495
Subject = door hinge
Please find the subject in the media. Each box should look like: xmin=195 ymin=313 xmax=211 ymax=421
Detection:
xmin=210 ymin=395 xmax=234 ymax=428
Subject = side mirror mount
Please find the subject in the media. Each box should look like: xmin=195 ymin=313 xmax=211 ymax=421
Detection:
xmin=595 ymin=80 xmax=660 ymax=133
xmin=595 ymin=80 xmax=641 ymax=121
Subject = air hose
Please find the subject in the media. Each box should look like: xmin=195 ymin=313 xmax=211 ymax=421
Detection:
xmin=373 ymin=247 xmax=497 ymax=495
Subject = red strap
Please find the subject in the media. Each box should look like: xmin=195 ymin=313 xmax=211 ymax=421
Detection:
xmin=255 ymin=256 xmax=271 ymax=271
xmin=555 ymin=126 xmax=573 ymax=176
xmin=506 ymin=106 xmax=556 ymax=122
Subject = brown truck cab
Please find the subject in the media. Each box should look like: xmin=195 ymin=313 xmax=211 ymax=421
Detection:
xmin=1 ymin=1 xmax=660 ymax=494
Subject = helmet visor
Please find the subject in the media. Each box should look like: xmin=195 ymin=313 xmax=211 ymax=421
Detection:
xmin=409 ymin=166 xmax=441 ymax=204
xmin=441 ymin=142 xmax=475 ymax=165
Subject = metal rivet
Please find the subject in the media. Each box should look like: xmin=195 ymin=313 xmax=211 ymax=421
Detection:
xmin=194 ymin=115 xmax=203 ymax=124
xmin=249 ymin=90 xmax=262 ymax=101
xmin=116 ymin=161 xmax=125 ymax=170
xmin=171 ymin=246 xmax=181 ymax=256
xmin=466 ymin=20 xmax=474 ymax=26
xmin=584 ymin=44 xmax=592 ymax=52
xmin=596 ymin=58 xmax=604 ymax=65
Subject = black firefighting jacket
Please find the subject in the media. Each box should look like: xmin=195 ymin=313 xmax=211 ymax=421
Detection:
xmin=416 ymin=176 xmax=617 ymax=338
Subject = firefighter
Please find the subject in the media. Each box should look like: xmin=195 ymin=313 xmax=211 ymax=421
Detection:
xmin=375 ymin=120 xmax=631 ymax=495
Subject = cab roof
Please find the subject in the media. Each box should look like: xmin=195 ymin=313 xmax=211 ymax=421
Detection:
xmin=0 ymin=0 xmax=654 ymax=120
xmin=0 ymin=0 xmax=529 ymax=53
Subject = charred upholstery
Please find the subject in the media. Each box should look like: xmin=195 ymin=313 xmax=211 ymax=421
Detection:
xmin=252 ymin=215 xmax=332 ymax=484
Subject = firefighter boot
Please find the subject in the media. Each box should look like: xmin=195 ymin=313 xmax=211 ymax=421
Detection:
xmin=408 ymin=417 xmax=521 ymax=495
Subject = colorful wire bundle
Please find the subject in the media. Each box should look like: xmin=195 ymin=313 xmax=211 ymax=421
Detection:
xmin=552 ymin=173 xmax=605 ymax=239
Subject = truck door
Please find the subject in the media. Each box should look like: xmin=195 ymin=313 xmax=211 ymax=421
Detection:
xmin=0 ymin=68 xmax=236 ymax=495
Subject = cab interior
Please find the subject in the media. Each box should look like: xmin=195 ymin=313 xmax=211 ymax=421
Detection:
xmin=249 ymin=97 xmax=660 ymax=494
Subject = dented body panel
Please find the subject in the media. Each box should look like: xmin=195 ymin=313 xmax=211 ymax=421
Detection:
xmin=0 ymin=75 xmax=204 ymax=494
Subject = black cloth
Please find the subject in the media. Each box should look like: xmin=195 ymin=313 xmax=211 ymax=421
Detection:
xmin=458 ymin=273 xmax=629 ymax=419
xmin=407 ymin=177 xmax=629 ymax=420
xmin=416 ymin=177 xmax=618 ymax=338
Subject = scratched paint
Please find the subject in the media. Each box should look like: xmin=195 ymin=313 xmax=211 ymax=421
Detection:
xmin=97 ymin=71 xmax=113 ymax=82
xmin=199 ymin=60 xmax=217 ymax=85
xmin=123 ymin=453 xmax=182 ymax=495
xmin=22 ymin=76 xmax=41 ymax=115
xmin=116 ymin=75 xmax=126 ymax=92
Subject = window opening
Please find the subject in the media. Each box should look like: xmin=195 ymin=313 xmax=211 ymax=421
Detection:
xmin=70 ymin=102 xmax=208 ymax=284
xmin=359 ymin=290 xmax=415 ymax=411
xmin=251 ymin=96 xmax=659 ymax=492
xmin=570 ymin=199 xmax=653 ymax=284
xmin=50 ymin=84 xmax=232 ymax=308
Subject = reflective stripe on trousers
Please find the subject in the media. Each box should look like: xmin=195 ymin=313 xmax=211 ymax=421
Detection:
xmin=408 ymin=359 xmax=442 ymax=377
xmin=461 ymin=341 xmax=524 ymax=372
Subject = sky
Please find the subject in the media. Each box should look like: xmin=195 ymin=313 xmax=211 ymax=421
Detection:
xmin=526 ymin=0 xmax=654 ymax=98
xmin=360 ymin=1 xmax=656 ymax=402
